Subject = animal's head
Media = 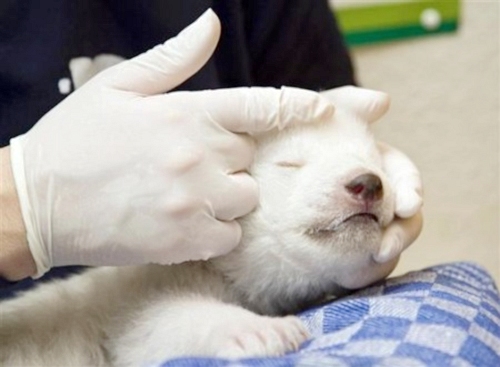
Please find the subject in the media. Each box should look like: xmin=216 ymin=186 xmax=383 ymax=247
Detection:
xmin=214 ymin=86 xmax=400 ymax=314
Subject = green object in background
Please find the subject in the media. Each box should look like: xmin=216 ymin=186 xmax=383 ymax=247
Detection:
xmin=333 ymin=0 xmax=460 ymax=46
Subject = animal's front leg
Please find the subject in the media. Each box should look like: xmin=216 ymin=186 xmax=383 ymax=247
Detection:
xmin=110 ymin=294 xmax=310 ymax=366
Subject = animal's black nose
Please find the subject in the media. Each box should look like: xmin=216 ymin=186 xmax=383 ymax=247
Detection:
xmin=345 ymin=173 xmax=383 ymax=202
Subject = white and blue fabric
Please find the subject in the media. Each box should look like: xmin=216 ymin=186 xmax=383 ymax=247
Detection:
xmin=158 ymin=262 xmax=500 ymax=367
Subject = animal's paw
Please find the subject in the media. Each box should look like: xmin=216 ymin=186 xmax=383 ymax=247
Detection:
xmin=215 ymin=315 xmax=310 ymax=358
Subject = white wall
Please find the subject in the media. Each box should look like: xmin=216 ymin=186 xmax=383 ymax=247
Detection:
xmin=350 ymin=0 xmax=499 ymax=283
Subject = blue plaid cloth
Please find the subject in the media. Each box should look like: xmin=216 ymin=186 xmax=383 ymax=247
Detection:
xmin=158 ymin=262 xmax=500 ymax=367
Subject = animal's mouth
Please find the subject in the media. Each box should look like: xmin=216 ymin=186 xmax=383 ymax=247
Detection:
xmin=306 ymin=212 xmax=379 ymax=236
xmin=342 ymin=213 xmax=379 ymax=225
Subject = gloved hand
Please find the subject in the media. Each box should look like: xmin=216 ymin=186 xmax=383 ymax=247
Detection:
xmin=376 ymin=142 xmax=423 ymax=263
xmin=9 ymin=9 xmax=334 ymax=278
xmin=320 ymin=87 xmax=423 ymax=264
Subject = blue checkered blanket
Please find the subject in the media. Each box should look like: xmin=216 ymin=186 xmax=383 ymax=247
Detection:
xmin=157 ymin=262 xmax=500 ymax=367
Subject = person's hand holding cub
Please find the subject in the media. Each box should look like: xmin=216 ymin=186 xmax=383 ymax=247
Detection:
xmin=7 ymin=10 xmax=334 ymax=277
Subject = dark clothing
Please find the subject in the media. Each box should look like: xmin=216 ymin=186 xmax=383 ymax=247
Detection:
xmin=0 ymin=0 xmax=354 ymax=146
xmin=0 ymin=0 xmax=355 ymax=298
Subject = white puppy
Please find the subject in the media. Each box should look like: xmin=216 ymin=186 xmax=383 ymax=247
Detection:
xmin=0 ymin=87 xmax=422 ymax=367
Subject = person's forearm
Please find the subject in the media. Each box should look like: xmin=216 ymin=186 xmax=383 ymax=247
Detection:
xmin=0 ymin=146 xmax=36 ymax=280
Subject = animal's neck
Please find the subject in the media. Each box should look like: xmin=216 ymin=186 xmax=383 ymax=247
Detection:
xmin=211 ymin=255 xmax=349 ymax=316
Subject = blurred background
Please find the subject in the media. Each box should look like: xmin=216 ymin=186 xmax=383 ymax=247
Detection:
xmin=332 ymin=0 xmax=499 ymax=284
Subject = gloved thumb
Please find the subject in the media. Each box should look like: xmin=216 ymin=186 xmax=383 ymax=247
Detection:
xmin=375 ymin=210 xmax=423 ymax=263
xmin=101 ymin=9 xmax=221 ymax=95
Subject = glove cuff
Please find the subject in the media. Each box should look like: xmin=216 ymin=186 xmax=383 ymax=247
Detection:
xmin=9 ymin=136 xmax=50 ymax=278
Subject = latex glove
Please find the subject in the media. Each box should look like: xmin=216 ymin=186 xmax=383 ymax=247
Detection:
xmin=375 ymin=142 xmax=423 ymax=263
xmin=320 ymin=87 xmax=423 ymax=263
xmin=9 ymin=9 xmax=334 ymax=278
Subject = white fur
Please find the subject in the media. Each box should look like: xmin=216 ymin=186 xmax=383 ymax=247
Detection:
xmin=0 ymin=87 xmax=401 ymax=367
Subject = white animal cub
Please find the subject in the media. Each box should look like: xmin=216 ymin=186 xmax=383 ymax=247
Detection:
xmin=0 ymin=87 xmax=420 ymax=367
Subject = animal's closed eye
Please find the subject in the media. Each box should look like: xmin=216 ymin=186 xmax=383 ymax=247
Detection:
xmin=275 ymin=161 xmax=304 ymax=169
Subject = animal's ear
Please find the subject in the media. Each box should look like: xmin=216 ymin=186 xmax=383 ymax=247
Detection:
xmin=321 ymin=86 xmax=390 ymax=123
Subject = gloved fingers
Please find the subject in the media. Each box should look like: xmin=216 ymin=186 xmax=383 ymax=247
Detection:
xmin=320 ymin=86 xmax=390 ymax=123
xmin=99 ymin=9 xmax=221 ymax=95
xmin=394 ymin=185 xmax=423 ymax=219
xmin=215 ymin=133 xmax=256 ymax=173
xmin=163 ymin=86 xmax=335 ymax=133
xmin=186 ymin=219 xmax=243 ymax=262
xmin=378 ymin=142 xmax=423 ymax=218
xmin=374 ymin=210 xmax=423 ymax=263
xmin=139 ymin=95 xmax=257 ymax=174
xmin=210 ymin=172 xmax=259 ymax=221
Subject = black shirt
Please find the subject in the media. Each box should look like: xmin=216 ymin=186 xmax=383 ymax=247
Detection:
xmin=0 ymin=0 xmax=355 ymax=146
